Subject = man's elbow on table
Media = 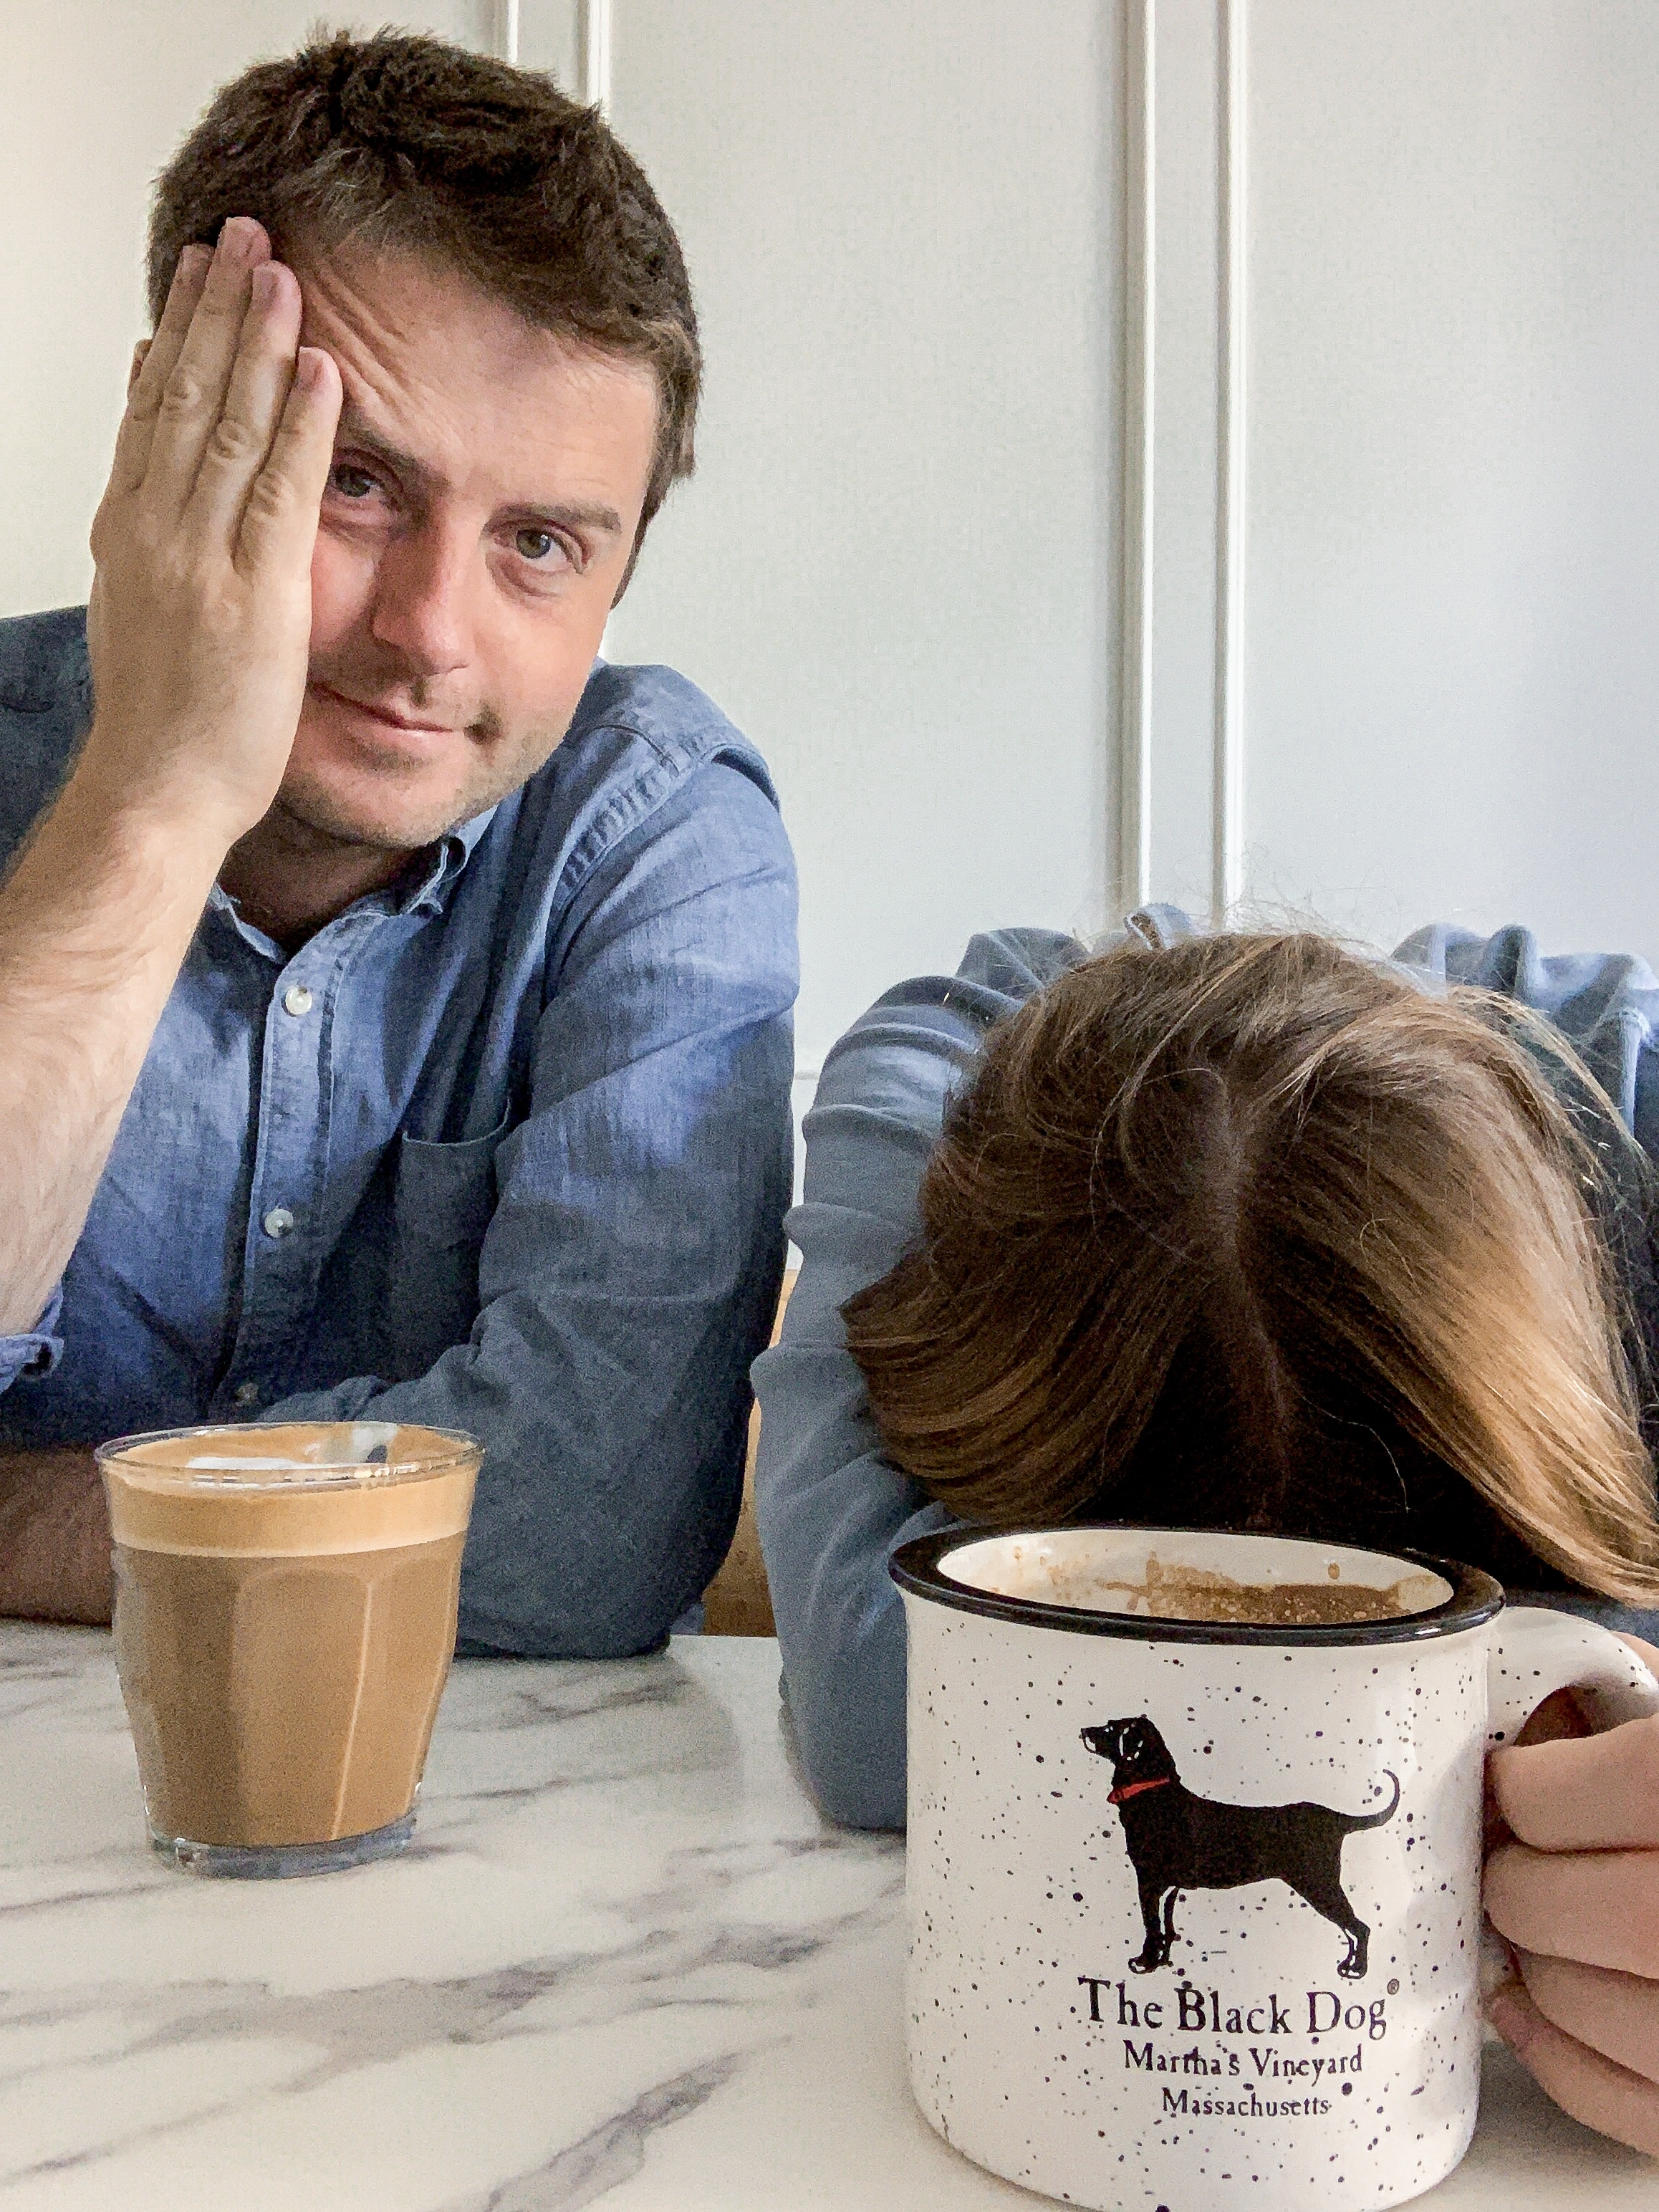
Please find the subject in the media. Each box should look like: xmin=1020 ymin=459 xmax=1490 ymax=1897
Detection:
xmin=457 ymin=1547 xmax=716 ymax=1662
xmin=458 ymin=1592 xmax=688 ymax=1663
xmin=0 ymin=1448 xmax=114 ymax=1626
xmin=455 ymin=1472 xmax=741 ymax=1663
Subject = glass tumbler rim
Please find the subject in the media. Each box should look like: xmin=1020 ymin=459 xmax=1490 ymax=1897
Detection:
xmin=94 ymin=1419 xmax=483 ymax=1492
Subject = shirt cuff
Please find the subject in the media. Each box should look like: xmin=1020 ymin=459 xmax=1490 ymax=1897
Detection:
xmin=0 ymin=1284 xmax=64 ymax=1392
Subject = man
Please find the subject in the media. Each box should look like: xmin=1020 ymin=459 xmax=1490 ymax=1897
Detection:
xmin=0 ymin=32 xmax=797 ymax=1653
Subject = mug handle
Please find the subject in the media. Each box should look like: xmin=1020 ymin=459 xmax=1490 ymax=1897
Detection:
xmin=1487 ymin=1603 xmax=1659 ymax=1745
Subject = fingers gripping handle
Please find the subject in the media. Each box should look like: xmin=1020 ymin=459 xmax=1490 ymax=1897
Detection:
xmin=1487 ymin=1605 xmax=1659 ymax=1746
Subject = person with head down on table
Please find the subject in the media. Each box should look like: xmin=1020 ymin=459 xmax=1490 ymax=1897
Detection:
xmin=755 ymin=913 xmax=1659 ymax=2155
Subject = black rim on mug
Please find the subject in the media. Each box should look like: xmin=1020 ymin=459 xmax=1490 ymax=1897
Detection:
xmin=890 ymin=1524 xmax=1504 ymax=1648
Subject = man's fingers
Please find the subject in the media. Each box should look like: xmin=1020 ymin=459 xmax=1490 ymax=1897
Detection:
xmin=130 ymin=247 xmax=210 ymax=403
xmin=1514 ymin=1948 xmax=1659 ymax=2087
xmin=141 ymin=218 xmax=272 ymax=517
xmin=1490 ymin=1713 xmax=1659 ymax=1851
xmin=1486 ymin=1838 xmax=1659 ymax=1976
xmin=234 ymin=346 xmax=343 ymax=578
xmin=185 ymin=261 xmax=306 ymax=539
xmin=1489 ymin=1973 xmax=1659 ymax=2155
xmin=105 ymin=246 xmax=211 ymax=499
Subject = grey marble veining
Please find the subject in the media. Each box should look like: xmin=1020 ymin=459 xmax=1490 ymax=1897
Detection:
xmin=0 ymin=1626 xmax=1649 ymax=2210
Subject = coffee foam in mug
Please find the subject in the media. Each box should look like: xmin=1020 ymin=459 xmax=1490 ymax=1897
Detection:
xmin=1090 ymin=1554 xmax=1446 ymax=1625
xmin=951 ymin=1535 xmax=1450 ymax=1625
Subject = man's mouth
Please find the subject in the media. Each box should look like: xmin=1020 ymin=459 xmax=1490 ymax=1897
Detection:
xmin=310 ymin=681 xmax=457 ymax=736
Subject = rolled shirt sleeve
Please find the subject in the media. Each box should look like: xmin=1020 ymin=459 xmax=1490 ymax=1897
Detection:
xmin=0 ymin=1284 xmax=64 ymax=1393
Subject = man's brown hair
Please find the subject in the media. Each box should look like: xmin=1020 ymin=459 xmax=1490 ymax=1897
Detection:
xmin=845 ymin=933 xmax=1659 ymax=1603
xmin=147 ymin=27 xmax=698 ymax=543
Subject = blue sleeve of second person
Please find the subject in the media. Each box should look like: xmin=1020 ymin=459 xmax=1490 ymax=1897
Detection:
xmin=752 ymin=930 xmax=1085 ymax=1829
xmin=1393 ymin=921 xmax=1659 ymax=1153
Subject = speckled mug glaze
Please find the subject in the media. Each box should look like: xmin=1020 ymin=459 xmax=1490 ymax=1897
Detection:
xmin=892 ymin=1526 xmax=1659 ymax=2212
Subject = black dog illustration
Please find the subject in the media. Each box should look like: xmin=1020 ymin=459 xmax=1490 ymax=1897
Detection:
xmin=1079 ymin=1716 xmax=1400 ymax=1981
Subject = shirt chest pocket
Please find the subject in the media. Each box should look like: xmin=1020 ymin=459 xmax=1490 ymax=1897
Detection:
xmin=383 ymin=1120 xmax=507 ymax=1376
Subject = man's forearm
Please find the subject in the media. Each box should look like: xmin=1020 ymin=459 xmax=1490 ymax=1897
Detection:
xmin=0 ymin=1448 xmax=112 ymax=1623
xmin=0 ymin=771 xmax=225 ymax=1334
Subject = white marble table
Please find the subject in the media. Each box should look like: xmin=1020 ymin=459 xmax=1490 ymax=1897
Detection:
xmin=0 ymin=1625 xmax=1652 ymax=2211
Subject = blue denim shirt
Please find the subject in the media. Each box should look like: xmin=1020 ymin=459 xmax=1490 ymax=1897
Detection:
xmin=754 ymin=913 xmax=1659 ymax=1828
xmin=0 ymin=606 xmax=798 ymax=1658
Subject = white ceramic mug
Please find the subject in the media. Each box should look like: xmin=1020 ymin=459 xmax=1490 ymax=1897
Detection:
xmin=891 ymin=1525 xmax=1659 ymax=2212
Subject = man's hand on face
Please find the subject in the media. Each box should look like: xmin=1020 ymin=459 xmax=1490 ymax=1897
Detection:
xmin=84 ymin=218 xmax=342 ymax=850
xmin=1484 ymin=1635 xmax=1659 ymax=2155
xmin=0 ymin=220 xmax=342 ymax=1570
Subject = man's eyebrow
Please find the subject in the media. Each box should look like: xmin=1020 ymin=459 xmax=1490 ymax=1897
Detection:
xmin=511 ymin=497 xmax=625 ymax=537
xmin=334 ymin=410 xmax=435 ymax=489
xmin=333 ymin=409 xmax=624 ymax=536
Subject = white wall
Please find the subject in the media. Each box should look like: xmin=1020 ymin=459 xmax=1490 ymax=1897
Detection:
xmin=9 ymin=0 xmax=1659 ymax=1085
xmin=603 ymin=1 xmax=1120 ymax=1077
xmin=1244 ymin=0 xmax=1659 ymax=960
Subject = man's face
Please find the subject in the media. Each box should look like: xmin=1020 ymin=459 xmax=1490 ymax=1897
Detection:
xmin=284 ymin=245 xmax=659 ymax=854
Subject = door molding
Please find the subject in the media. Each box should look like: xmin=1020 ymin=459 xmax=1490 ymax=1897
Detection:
xmin=1117 ymin=0 xmax=1249 ymax=925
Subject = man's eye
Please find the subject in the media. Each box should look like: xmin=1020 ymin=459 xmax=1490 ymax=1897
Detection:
xmin=330 ymin=466 xmax=378 ymax=499
xmin=514 ymin=527 xmax=562 ymax=562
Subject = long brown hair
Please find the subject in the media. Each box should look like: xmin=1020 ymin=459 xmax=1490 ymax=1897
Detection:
xmin=843 ymin=933 xmax=1659 ymax=1602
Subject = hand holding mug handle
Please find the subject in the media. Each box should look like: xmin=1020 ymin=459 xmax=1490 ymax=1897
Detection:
xmin=1482 ymin=1608 xmax=1659 ymax=2154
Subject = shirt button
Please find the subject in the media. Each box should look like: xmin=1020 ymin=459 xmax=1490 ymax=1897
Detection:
xmin=263 ymin=1206 xmax=295 ymax=1239
xmin=282 ymin=984 xmax=314 ymax=1017
xmin=233 ymin=1380 xmax=261 ymax=1408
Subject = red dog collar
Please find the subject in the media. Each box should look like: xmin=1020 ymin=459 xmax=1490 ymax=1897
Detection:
xmin=1109 ymin=1776 xmax=1173 ymax=1805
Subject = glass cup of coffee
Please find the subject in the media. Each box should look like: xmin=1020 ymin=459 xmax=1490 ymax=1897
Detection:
xmin=97 ymin=1420 xmax=481 ymax=1877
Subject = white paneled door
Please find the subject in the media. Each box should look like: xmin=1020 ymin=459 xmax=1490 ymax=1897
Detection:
xmin=1118 ymin=0 xmax=1659 ymax=963
xmin=1245 ymin=0 xmax=1659 ymax=964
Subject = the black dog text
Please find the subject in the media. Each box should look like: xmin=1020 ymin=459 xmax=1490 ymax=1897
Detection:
xmin=1077 ymin=1976 xmax=1390 ymax=2041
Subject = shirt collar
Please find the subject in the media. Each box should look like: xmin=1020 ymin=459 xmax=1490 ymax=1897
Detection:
xmin=208 ymin=800 xmax=501 ymax=952
xmin=405 ymin=802 xmax=500 ymax=916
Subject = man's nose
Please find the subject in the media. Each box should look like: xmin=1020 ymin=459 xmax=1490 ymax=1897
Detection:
xmin=367 ymin=522 xmax=474 ymax=681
